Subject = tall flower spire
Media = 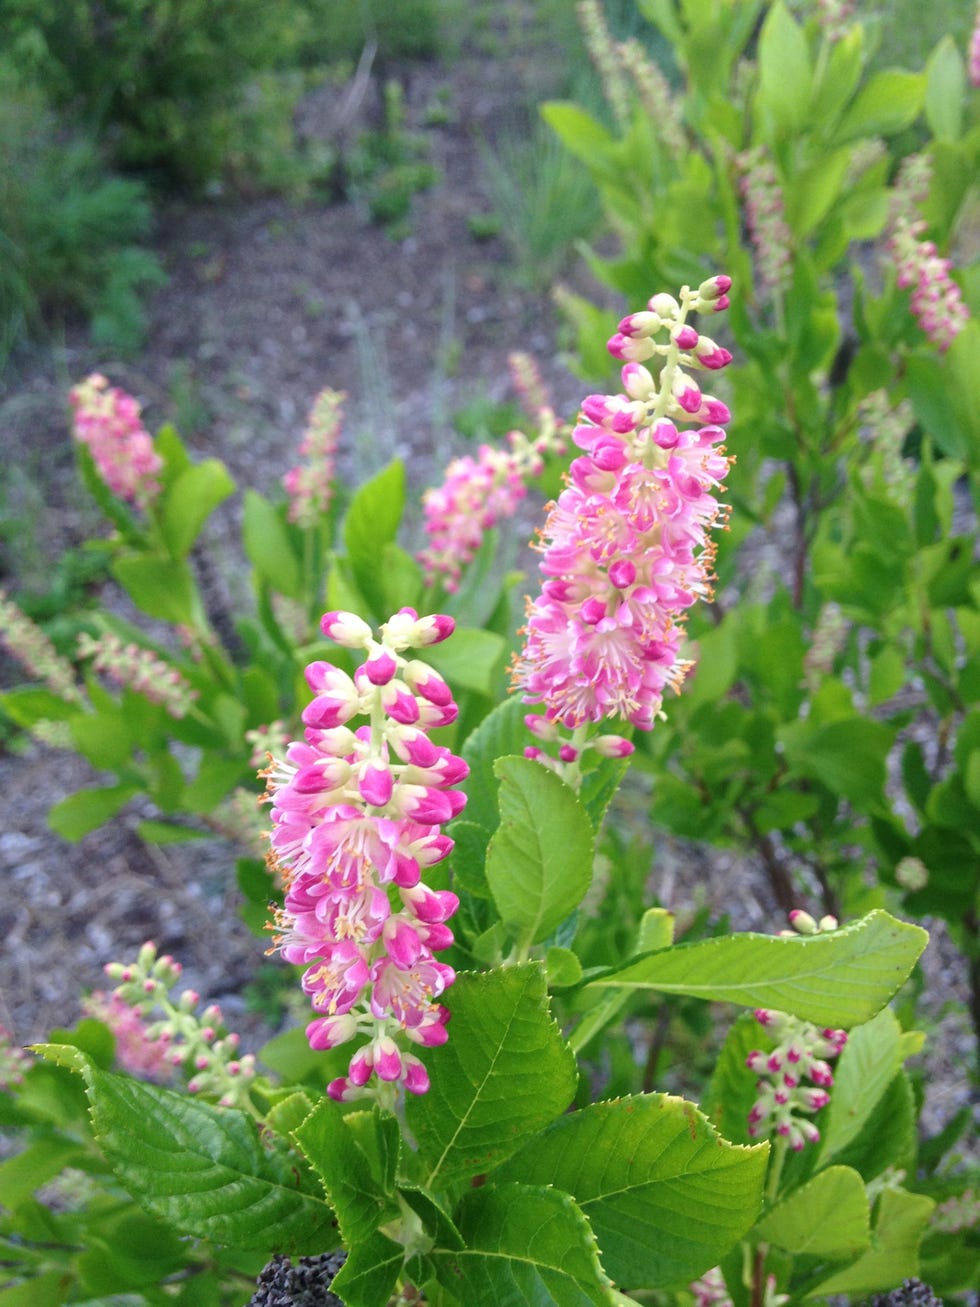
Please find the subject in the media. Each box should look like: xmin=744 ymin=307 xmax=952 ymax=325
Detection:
xmin=264 ymin=608 xmax=467 ymax=1105
xmin=69 ymin=374 xmax=163 ymax=508
xmin=512 ymin=277 xmax=734 ymax=761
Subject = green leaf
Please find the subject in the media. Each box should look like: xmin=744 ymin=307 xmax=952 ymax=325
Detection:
xmin=541 ymin=101 xmax=616 ymax=164
xmin=485 ymin=756 xmax=594 ymax=949
xmin=586 ymin=910 xmax=927 ymax=1028
xmin=48 ymin=783 xmax=139 ymax=840
xmin=785 ymin=149 xmax=852 ymax=238
xmin=330 ymin=1229 xmax=403 ymax=1307
xmin=426 ymin=1182 xmax=614 ymax=1307
xmin=777 ymin=716 xmax=893 ymax=807
xmin=68 ymin=708 xmax=131 ymax=769
xmin=343 ymin=459 xmax=405 ymax=619
xmin=816 ymin=1007 xmax=903 ymax=1164
xmin=703 ymin=1011 xmax=767 ymax=1147
xmin=756 ymin=1166 xmax=869 ymax=1258
xmin=136 ymin=819 xmax=211 ymax=844
xmin=460 ymin=695 xmax=530 ymax=835
xmin=243 ymin=490 xmax=303 ymax=599
xmin=495 ymin=1095 xmax=768 ymax=1289
xmin=827 ymin=1071 xmax=917 ymax=1182
xmin=159 ymin=459 xmax=235 ymax=559
xmin=111 ymin=554 xmax=197 ymax=625
xmin=425 ymin=627 xmax=506 ymax=698
xmin=293 ymin=1101 xmax=397 ymax=1246
xmin=546 ymin=946 xmax=584 ymax=988
xmin=0 ymin=1135 xmax=90 ymax=1208
xmin=925 ymin=36 xmax=965 ymax=142
xmin=807 ymin=1188 xmax=935 ymax=1296
xmin=405 ymin=965 xmax=577 ymax=1188
xmin=755 ymin=2 xmax=812 ymax=133
xmin=0 ymin=688 xmax=80 ymax=726
xmin=35 ymin=1045 xmax=334 ymax=1251
xmin=570 ymin=910 xmax=674 ymax=1056
xmin=834 ymin=70 xmax=925 ymax=142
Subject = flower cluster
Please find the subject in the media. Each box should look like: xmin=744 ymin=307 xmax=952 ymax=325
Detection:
xmin=577 ymin=0 xmax=631 ymax=129
xmin=77 ymin=630 xmax=198 ymax=718
xmin=101 ymin=941 xmax=257 ymax=1108
xmin=0 ymin=1025 xmax=31 ymax=1090
xmin=512 ymin=278 xmax=733 ymax=754
xmin=971 ymin=0 xmax=980 ymax=89
xmin=814 ymin=0 xmax=855 ymax=42
xmin=69 ymin=373 xmax=163 ymax=507
xmin=887 ymin=155 xmax=969 ymax=352
xmin=746 ymin=992 xmax=847 ymax=1151
xmin=264 ymin=608 xmax=467 ymax=1104
xmin=419 ymin=410 xmax=566 ymax=592
xmin=738 ymin=148 xmax=792 ymax=299
xmin=283 ymin=388 xmax=345 ymax=527
xmin=0 ymin=588 xmax=82 ymax=705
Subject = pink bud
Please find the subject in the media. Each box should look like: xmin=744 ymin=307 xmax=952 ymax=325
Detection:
xmin=320 ymin=611 xmax=373 ymax=648
xmin=673 ymin=325 xmax=699 ymax=350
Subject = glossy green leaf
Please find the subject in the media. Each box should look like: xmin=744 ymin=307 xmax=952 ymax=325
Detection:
xmin=834 ymin=70 xmax=925 ymax=142
xmin=35 ymin=1045 xmax=334 ymax=1251
xmin=111 ymin=554 xmax=197 ymax=625
xmin=756 ymin=1166 xmax=869 ymax=1258
xmin=292 ymin=1101 xmax=397 ymax=1247
xmin=330 ymin=1228 xmax=403 ymax=1307
xmin=242 ymin=490 xmax=302 ymax=599
xmin=405 ymin=965 xmax=577 ymax=1188
xmin=159 ymin=459 xmax=235 ymax=559
xmin=460 ymin=695 xmax=531 ymax=835
xmin=755 ymin=2 xmax=811 ymax=133
xmin=495 ymin=1095 xmax=767 ymax=1289
xmin=586 ymin=910 xmax=927 ymax=1028
xmin=925 ymin=36 xmax=965 ymax=142
xmin=785 ymin=149 xmax=852 ymax=238
xmin=541 ymin=101 xmax=616 ymax=164
xmin=427 ymin=1182 xmax=614 ymax=1307
xmin=425 ymin=627 xmax=506 ymax=698
xmin=48 ymin=783 xmax=139 ymax=840
xmin=817 ymin=1007 xmax=904 ymax=1164
xmin=343 ymin=459 xmax=405 ymax=618
xmin=777 ymin=716 xmax=893 ymax=807
xmin=807 ymin=1188 xmax=935 ymax=1296
xmin=485 ymin=756 xmax=594 ymax=949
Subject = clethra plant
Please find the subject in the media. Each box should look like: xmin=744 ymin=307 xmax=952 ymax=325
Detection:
xmin=0 ymin=276 xmax=954 ymax=1305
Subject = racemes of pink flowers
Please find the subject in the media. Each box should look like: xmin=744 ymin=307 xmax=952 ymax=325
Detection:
xmin=887 ymin=155 xmax=969 ymax=352
xmin=264 ymin=608 xmax=467 ymax=1103
xmin=69 ymin=374 xmax=163 ymax=508
xmin=512 ymin=277 xmax=734 ymax=763
xmin=282 ymin=387 xmax=345 ymax=527
xmin=419 ymin=409 xmax=566 ymax=593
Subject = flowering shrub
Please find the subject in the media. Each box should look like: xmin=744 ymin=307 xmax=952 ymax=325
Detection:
xmin=1 ymin=7 xmax=978 ymax=1300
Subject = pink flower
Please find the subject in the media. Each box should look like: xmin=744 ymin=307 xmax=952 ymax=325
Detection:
xmin=513 ymin=281 xmax=733 ymax=738
xmin=282 ymin=388 xmax=345 ymax=527
xmin=419 ymin=415 xmax=567 ymax=592
xmin=69 ymin=374 xmax=163 ymax=507
xmin=265 ymin=610 xmax=467 ymax=1104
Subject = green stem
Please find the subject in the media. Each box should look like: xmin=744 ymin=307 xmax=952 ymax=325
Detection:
xmin=765 ymin=1134 xmax=789 ymax=1207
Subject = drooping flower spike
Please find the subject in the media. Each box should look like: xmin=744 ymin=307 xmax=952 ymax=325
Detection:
xmin=512 ymin=277 xmax=734 ymax=777
xmin=264 ymin=608 xmax=467 ymax=1104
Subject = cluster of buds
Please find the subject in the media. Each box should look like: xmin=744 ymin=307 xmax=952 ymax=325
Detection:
xmin=77 ymin=630 xmax=198 ymax=719
xmin=0 ymin=588 xmax=83 ymax=705
xmin=577 ymin=0 xmax=631 ymax=129
xmin=69 ymin=374 xmax=163 ymax=508
xmin=511 ymin=277 xmax=734 ymax=775
xmin=746 ymin=1009 xmax=846 ymax=1150
xmin=0 ymin=1025 xmax=31 ymax=1090
xmin=615 ymin=37 xmax=686 ymax=158
xmin=802 ymin=602 xmax=848 ymax=691
xmin=747 ymin=911 xmax=847 ymax=1150
xmin=283 ymin=388 xmax=345 ymax=528
xmin=211 ymin=786 xmax=269 ymax=857
xmin=814 ymin=0 xmax=855 ymax=42
xmin=508 ymin=351 xmax=550 ymax=418
xmin=100 ymin=942 xmax=257 ymax=1108
xmin=857 ymin=390 xmax=915 ymax=499
xmin=264 ymin=608 xmax=467 ymax=1104
xmin=419 ymin=411 xmax=566 ymax=593
xmin=971 ymin=1 xmax=980 ymax=89
xmin=738 ymin=148 xmax=792 ymax=299
xmin=887 ymin=155 xmax=969 ymax=352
